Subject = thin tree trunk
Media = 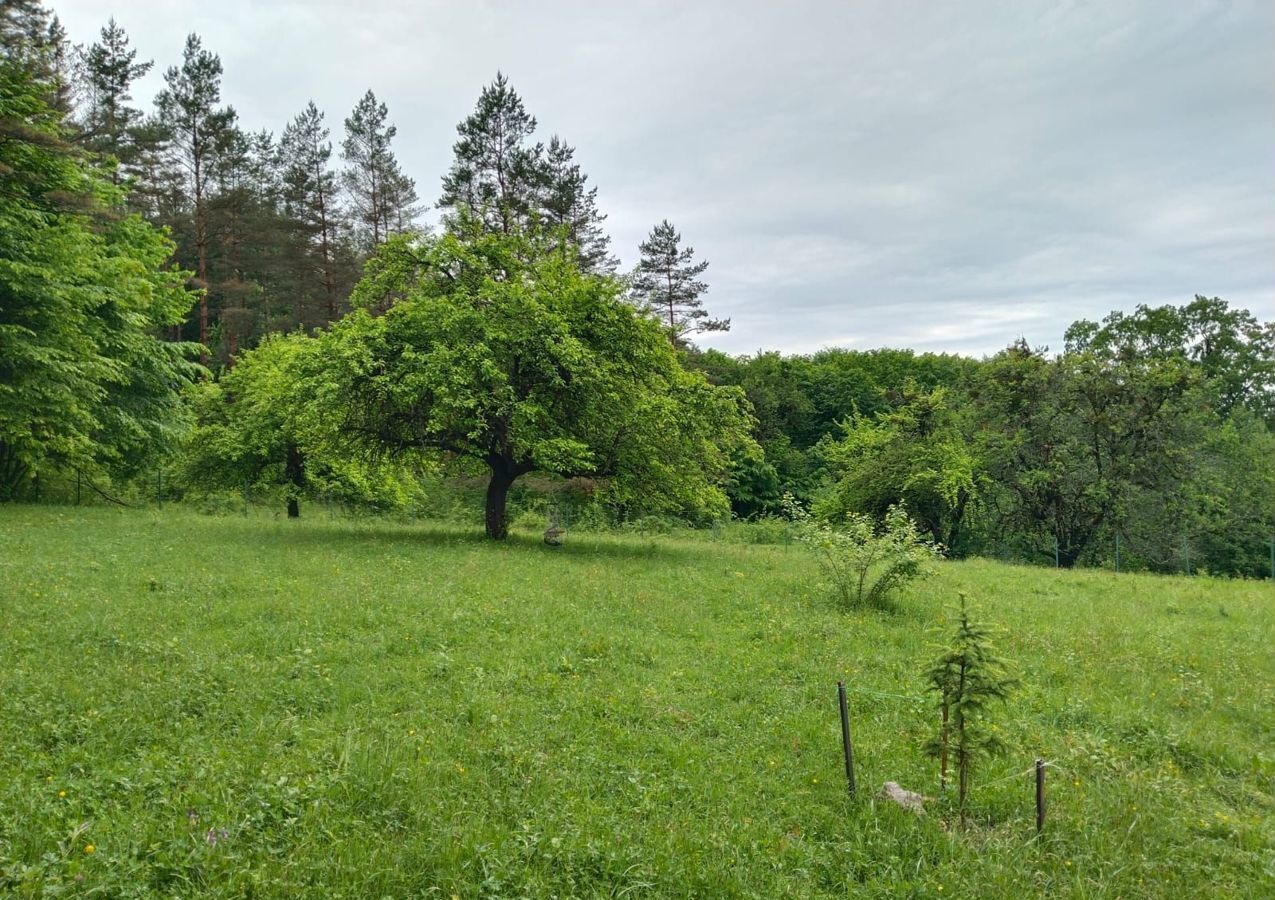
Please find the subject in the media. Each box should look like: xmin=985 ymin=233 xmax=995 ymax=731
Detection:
xmin=195 ymin=140 xmax=209 ymax=366
xmin=939 ymin=702 xmax=949 ymax=790
xmin=285 ymin=442 xmax=304 ymax=518
xmin=317 ymin=177 xmax=337 ymax=321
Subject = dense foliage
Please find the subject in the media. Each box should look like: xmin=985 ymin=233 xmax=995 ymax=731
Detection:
xmin=308 ymin=223 xmax=753 ymax=538
xmin=0 ymin=33 xmax=197 ymax=499
xmin=688 ymin=298 xmax=1275 ymax=577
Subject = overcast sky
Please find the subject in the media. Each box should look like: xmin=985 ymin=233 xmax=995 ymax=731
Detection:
xmin=52 ymin=0 xmax=1275 ymax=357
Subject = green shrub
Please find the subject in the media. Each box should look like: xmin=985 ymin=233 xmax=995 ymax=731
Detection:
xmin=787 ymin=497 xmax=939 ymax=609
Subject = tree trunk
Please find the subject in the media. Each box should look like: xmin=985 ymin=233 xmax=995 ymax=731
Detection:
xmin=484 ymin=465 xmax=516 ymax=540
xmin=939 ymin=702 xmax=949 ymax=790
xmin=195 ymin=150 xmax=209 ymax=367
xmin=285 ymin=441 xmax=305 ymax=518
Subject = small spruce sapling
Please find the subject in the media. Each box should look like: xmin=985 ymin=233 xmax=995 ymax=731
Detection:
xmin=923 ymin=594 xmax=1017 ymax=823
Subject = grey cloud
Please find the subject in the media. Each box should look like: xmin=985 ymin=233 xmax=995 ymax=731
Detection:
xmin=55 ymin=0 xmax=1274 ymax=356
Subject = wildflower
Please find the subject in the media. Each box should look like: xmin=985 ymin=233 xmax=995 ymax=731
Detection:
xmin=187 ymin=808 xmax=198 ymax=824
xmin=84 ymin=844 xmax=95 ymax=854
xmin=58 ymin=790 xmax=67 ymax=798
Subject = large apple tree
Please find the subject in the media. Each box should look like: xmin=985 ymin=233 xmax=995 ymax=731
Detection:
xmin=309 ymin=222 xmax=753 ymax=538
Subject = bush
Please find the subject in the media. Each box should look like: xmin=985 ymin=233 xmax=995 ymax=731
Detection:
xmin=787 ymin=497 xmax=939 ymax=609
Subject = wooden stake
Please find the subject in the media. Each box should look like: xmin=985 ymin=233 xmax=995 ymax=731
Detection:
xmin=1035 ymin=758 xmax=1045 ymax=834
xmin=837 ymin=680 xmax=856 ymax=796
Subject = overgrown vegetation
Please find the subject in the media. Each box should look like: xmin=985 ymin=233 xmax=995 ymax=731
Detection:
xmin=788 ymin=498 xmax=939 ymax=610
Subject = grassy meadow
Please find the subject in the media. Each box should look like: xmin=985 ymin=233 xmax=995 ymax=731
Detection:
xmin=1 ymin=506 xmax=1272 ymax=897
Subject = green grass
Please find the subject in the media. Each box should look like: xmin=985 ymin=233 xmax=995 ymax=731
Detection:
xmin=1 ymin=506 xmax=1272 ymax=897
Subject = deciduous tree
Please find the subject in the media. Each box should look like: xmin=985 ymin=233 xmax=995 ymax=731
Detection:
xmin=0 ymin=51 xmax=199 ymax=498
xmin=312 ymin=221 xmax=752 ymax=538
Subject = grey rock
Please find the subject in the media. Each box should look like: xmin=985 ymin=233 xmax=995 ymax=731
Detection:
xmin=880 ymin=781 xmax=926 ymax=814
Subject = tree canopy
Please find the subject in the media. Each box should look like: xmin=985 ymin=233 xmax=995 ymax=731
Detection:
xmin=0 ymin=49 xmax=198 ymax=499
xmin=308 ymin=221 xmax=753 ymax=537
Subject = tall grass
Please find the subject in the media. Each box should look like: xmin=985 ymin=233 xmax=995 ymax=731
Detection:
xmin=0 ymin=507 xmax=1271 ymax=897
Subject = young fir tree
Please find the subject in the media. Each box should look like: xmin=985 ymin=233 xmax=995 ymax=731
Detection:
xmin=438 ymin=72 xmax=542 ymax=236
xmin=281 ymin=101 xmax=349 ymax=324
xmin=540 ymin=135 xmax=616 ymax=274
xmin=75 ymin=18 xmax=157 ymax=186
xmin=154 ymin=32 xmax=237 ymax=359
xmin=923 ymin=594 xmax=1017 ymax=823
xmin=632 ymin=220 xmax=728 ymax=348
xmin=341 ymin=89 xmax=419 ymax=251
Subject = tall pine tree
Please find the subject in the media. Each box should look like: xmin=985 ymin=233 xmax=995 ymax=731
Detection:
xmin=341 ymin=89 xmax=419 ymax=251
xmin=438 ymin=72 xmax=542 ymax=236
xmin=281 ymin=101 xmax=352 ymax=325
xmin=154 ymin=32 xmax=237 ymax=359
xmin=75 ymin=18 xmax=158 ymax=187
xmin=540 ymin=134 xmax=616 ymax=274
xmin=632 ymin=220 xmax=728 ymax=348
xmin=439 ymin=74 xmax=615 ymax=274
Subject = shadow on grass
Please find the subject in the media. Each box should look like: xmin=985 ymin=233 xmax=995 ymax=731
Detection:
xmin=241 ymin=518 xmax=701 ymax=563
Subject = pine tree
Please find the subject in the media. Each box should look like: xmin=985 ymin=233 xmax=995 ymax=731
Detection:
xmin=154 ymin=33 xmax=237 ymax=360
xmin=540 ymin=135 xmax=616 ymax=274
xmin=41 ymin=14 xmax=71 ymax=114
xmin=439 ymin=74 xmax=616 ymax=273
xmin=1 ymin=3 xmax=71 ymax=113
xmin=923 ymin=594 xmax=1017 ymax=823
xmin=75 ymin=18 xmax=156 ymax=185
xmin=281 ymin=101 xmax=347 ymax=323
xmin=207 ymin=125 xmax=260 ymax=363
xmin=632 ymin=220 xmax=728 ymax=348
xmin=341 ymin=89 xmax=419 ymax=251
xmin=0 ymin=1 xmax=50 ymax=62
xmin=438 ymin=72 xmax=542 ymax=235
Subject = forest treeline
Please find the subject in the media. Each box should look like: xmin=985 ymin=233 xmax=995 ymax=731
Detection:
xmin=2 ymin=2 xmax=1273 ymax=574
